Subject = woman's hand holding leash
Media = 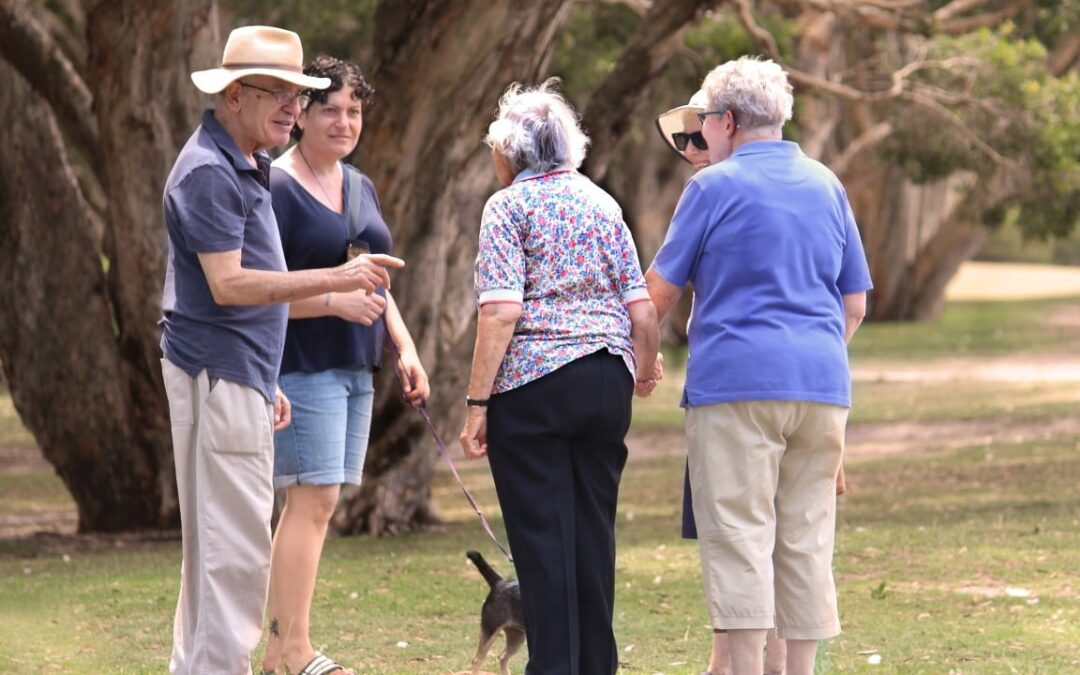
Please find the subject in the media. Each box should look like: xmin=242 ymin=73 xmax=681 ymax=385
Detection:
xmin=395 ymin=349 xmax=430 ymax=408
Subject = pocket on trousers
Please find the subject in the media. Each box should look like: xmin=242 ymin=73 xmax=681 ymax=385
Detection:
xmin=161 ymin=359 xmax=194 ymax=427
xmin=201 ymin=379 xmax=272 ymax=456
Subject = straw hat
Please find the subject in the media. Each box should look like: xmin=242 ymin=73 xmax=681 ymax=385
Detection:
xmin=191 ymin=26 xmax=330 ymax=94
xmin=655 ymin=90 xmax=709 ymax=162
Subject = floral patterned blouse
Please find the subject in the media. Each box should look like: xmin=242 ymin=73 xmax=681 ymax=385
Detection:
xmin=475 ymin=168 xmax=650 ymax=394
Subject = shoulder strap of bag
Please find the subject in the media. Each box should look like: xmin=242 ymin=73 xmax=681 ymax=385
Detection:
xmin=344 ymin=164 xmax=366 ymax=241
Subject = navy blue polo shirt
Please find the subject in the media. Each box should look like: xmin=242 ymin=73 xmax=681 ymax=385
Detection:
xmin=160 ymin=109 xmax=289 ymax=402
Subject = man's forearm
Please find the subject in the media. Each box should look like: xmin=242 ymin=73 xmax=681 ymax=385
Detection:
xmin=208 ymin=267 xmax=337 ymax=306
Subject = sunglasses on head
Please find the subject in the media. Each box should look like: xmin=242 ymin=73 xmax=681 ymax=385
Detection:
xmin=672 ymin=131 xmax=708 ymax=152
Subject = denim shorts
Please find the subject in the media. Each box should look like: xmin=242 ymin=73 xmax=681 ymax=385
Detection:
xmin=273 ymin=367 xmax=374 ymax=489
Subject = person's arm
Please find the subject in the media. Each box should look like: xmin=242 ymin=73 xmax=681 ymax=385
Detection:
xmin=197 ymin=249 xmax=403 ymax=306
xmin=627 ymin=299 xmax=660 ymax=397
xmin=385 ymin=291 xmax=430 ymax=407
xmin=458 ymin=302 xmax=521 ymax=460
xmin=287 ymin=288 xmax=388 ymax=324
xmin=272 ymin=385 xmax=291 ymax=431
xmin=842 ymin=291 xmax=866 ymax=344
xmin=645 ymin=267 xmax=684 ymax=326
xmin=837 ymin=290 xmax=867 ymax=496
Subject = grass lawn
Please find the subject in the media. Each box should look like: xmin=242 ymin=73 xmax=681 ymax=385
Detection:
xmin=2 ymin=432 xmax=1079 ymax=673
xmin=0 ymin=392 xmax=36 ymax=450
xmin=1 ymin=289 xmax=1079 ymax=673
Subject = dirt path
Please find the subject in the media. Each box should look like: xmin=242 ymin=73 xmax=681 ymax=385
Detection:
xmin=852 ymin=354 xmax=1080 ymax=384
xmin=627 ymin=415 xmax=1080 ymax=464
xmin=629 ymin=351 xmax=1080 ymax=462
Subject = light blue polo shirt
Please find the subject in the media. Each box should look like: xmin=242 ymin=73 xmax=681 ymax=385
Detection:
xmin=160 ymin=109 xmax=289 ymax=402
xmin=651 ymin=140 xmax=873 ymax=408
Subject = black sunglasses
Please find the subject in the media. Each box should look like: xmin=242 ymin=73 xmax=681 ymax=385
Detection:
xmin=672 ymin=131 xmax=708 ymax=151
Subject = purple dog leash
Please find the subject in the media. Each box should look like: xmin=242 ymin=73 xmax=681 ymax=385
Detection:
xmin=383 ymin=325 xmax=514 ymax=565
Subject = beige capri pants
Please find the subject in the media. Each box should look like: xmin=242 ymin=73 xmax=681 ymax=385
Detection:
xmin=686 ymin=400 xmax=847 ymax=641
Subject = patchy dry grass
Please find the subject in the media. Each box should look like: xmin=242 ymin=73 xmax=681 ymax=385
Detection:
xmin=2 ymin=431 xmax=1079 ymax=673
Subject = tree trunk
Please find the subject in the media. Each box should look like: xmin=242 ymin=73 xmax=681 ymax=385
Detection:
xmin=0 ymin=0 xmax=216 ymax=531
xmin=0 ymin=63 xmax=160 ymax=531
xmin=580 ymin=0 xmax=719 ymax=181
xmin=85 ymin=0 xmax=219 ymax=526
xmin=845 ymin=160 xmax=986 ymax=320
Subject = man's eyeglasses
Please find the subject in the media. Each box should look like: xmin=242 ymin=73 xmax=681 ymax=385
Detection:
xmin=672 ymin=131 xmax=708 ymax=152
xmin=697 ymin=109 xmax=735 ymax=125
xmin=239 ymin=82 xmax=304 ymax=106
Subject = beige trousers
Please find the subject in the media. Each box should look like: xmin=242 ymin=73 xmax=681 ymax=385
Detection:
xmin=686 ymin=400 xmax=847 ymax=641
xmin=162 ymin=359 xmax=275 ymax=674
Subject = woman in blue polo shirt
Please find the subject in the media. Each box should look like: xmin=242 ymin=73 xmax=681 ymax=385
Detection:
xmin=646 ymin=57 xmax=872 ymax=675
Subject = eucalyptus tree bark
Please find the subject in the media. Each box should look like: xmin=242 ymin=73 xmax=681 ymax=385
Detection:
xmin=0 ymin=0 xmax=217 ymax=531
xmin=580 ymin=0 xmax=721 ymax=181
xmin=844 ymin=162 xmax=987 ymax=320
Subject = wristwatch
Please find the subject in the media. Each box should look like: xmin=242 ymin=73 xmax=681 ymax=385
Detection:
xmin=465 ymin=396 xmax=490 ymax=407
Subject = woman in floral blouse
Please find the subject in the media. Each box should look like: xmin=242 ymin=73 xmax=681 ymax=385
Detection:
xmin=459 ymin=80 xmax=660 ymax=675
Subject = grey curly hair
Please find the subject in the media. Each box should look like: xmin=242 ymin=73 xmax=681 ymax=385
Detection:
xmin=484 ymin=79 xmax=590 ymax=175
xmin=702 ymin=56 xmax=794 ymax=132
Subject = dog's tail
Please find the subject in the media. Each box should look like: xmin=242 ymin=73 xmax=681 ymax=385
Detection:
xmin=466 ymin=550 xmax=503 ymax=588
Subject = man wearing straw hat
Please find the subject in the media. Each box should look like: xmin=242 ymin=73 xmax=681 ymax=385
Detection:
xmin=160 ymin=25 xmax=403 ymax=674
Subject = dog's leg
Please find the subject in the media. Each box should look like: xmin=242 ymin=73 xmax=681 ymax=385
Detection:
xmin=498 ymin=627 xmax=526 ymax=675
xmin=472 ymin=628 xmax=499 ymax=675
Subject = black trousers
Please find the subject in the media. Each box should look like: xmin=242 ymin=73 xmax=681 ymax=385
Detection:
xmin=487 ymin=350 xmax=633 ymax=675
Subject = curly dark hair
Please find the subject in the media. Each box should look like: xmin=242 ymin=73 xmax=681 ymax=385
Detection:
xmin=291 ymin=55 xmax=375 ymax=141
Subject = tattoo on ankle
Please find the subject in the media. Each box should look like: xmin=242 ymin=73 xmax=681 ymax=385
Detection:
xmin=270 ymin=618 xmax=280 ymax=637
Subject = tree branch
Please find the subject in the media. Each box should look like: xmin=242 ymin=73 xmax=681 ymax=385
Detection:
xmin=1048 ymin=31 xmax=1080 ymax=77
xmin=831 ymin=121 xmax=893 ymax=177
xmin=901 ymin=89 xmax=1016 ymax=168
xmin=0 ymin=0 xmax=101 ymax=171
xmin=35 ymin=0 xmax=87 ymax=73
xmin=581 ymin=0 xmax=723 ymax=180
xmin=932 ymin=0 xmax=988 ymax=22
xmin=788 ymin=0 xmax=912 ymax=31
xmin=733 ymin=1 xmax=1015 ymax=169
xmin=599 ymin=0 xmax=653 ymax=14
xmin=936 ymin=0 xmax=1034 ymax=34
xmin=733 ymin=0 xmax=782 ymax=60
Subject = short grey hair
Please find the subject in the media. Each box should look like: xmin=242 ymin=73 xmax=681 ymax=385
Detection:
xmin=484 ymin=79 xmax=590 ymax=174
xmin=702 ymin=57 xmax=793 ymax=132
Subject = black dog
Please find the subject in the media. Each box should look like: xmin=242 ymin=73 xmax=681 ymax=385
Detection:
xmin=466 ymin=550 xmax=526 ymax=675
